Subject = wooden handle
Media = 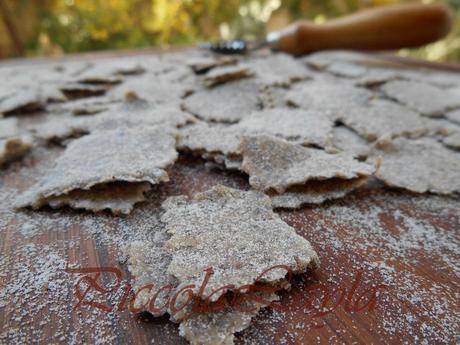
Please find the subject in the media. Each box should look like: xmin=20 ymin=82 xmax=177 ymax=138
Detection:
xmin=276 ymin=3 xmax=453 ymax=56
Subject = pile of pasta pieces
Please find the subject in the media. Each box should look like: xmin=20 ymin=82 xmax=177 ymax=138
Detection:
xmin=1 ymin=49 xmax=460 ymax=344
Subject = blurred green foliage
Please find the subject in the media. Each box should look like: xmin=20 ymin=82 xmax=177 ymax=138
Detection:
xmin=1 ymin=0 xmax=459 ymax=61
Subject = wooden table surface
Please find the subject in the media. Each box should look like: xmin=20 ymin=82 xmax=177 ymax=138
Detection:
xmin=0 ymin=51 xmax=459 ymax=345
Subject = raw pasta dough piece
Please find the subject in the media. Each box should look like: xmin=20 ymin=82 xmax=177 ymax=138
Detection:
xmin=0 ymin=118 xmax=21 ymax=138
xmin=187 ymin=56 xmax=238 ymax=74
xmin=285 ymin=81 xmax=373 ymax=120
xmin=258 ymin=86 xmax=290 ymax=109
xmin=16 ymin=126 xmax=178 ymax=214
xmin=371 ymin=137 xmax=460 ymax=194
xmin=0 ymin=85 xmax=65 ymax=115
xmin=204 ymin=65 xmax=253 ymax=87
xmin=326 ymin=61 xmax=368 ymax=78
xmin=0 ymin=136 xmax=33 ymax=166
xmin=35 ymin=100 xmax=195 ymax=143
xmin=47 ymin=182 xmax=151 ymax=215
xmin=177 ymin=122 xmax=244 ymax=169
xmin=74 ymin=59 xmax=144 ymax=84
xmin=330 ymin=126 xmax=371 ymax=158
xmin=126 ymin=229 xmax=176 ymax=316
xmin=401 ymin=70 xmax=460 ymax=88
xmin=442 ymin=131 xmax=460 ymax=150
xmin=32 ymin=115 xmax=90 ymax=142
xmin=126 ymin=186 xmax=318 ymax=344
xmin=48 ymin=97 xmax=117 ymax=116
xmin=127 ymin=226 xmax=280 ymax=345
xmin=177 ymin=121 xmax=242 ymax=156
xmin=240 ymin=135 xmax=374 ymax=193
xmin=91 ymin=99 xmax=196 ymax=131
xmin=245 ymin=53 xmax=312 ymax=86
xmin=75 ymin=69 xmax=122 ymax=85
xmin=237 ymin=108 xmax=334 ymax=148
xmin=424 ymin=118 xmax=460 ymax=138
xmin=381 ymin=80 xmax=460 ymax=117
xmin=356 ymin=68 xmax=401 ymax=87
xmin=60 ymin=83 xmax=110 ymax=99
xmin=338 ymin=99 xmax=429 ymax=141
xmin=269 ymin=178 xmax=369 ymax=208
xmin=301 ymin=50 xmax=372 ymax=70
xmin=162 ymin=185 xmax=319 ymax=301
xmin=179 ymin=292 xmax=279 ymax=345
xmin=182 ymin=80 xmax=262 ymax=123
xmin=108 ymin=74 xmax=193 ymax=105
xmin=446 ymin=109 xmax=460 ymax=124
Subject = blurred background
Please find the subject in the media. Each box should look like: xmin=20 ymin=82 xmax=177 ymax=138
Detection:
xmin=0 ymin=0 xmax=459 ymax=61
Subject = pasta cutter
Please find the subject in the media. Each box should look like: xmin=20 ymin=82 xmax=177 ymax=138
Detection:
xmin=200 ymin=3 xmax=452 ymax=56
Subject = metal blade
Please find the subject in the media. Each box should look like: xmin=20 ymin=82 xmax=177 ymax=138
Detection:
xmin=198 ymin=40 xmax=248 ymax=54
